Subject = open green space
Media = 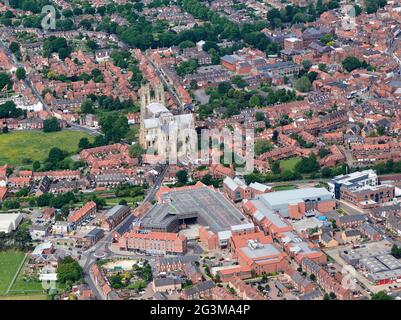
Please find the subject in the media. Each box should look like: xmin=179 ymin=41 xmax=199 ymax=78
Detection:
xmin=0 ymin=251 xmax=25 ymax=295
xmin=279 ymin=157 xmax=301 ymax=172
xmin=0 ymin=130 xmax=94 ymax=166
xmin=10 ymin=260 xmax=44 ymax=293
xmin=271 ymin=184 xmax=298 ymax=191
xmin=0 ymin=293 xmax=47 ymax=300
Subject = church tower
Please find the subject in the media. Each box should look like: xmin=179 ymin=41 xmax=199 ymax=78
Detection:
xmin=139 ymin=82 xmax=166 ymax=149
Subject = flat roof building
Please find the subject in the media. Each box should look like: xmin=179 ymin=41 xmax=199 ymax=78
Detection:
xmin=153 ymin=183 xmax=249 ymax=234
xmin=252 ymin=188 xmax=335 ymax=220
xmin=0 ymin=212 xmax=23 ymax=234
xmin=328 ymin=169 xmax=378 ymax=199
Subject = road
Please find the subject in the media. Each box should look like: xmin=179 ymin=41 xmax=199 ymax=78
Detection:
xmin=78 ymin=164 xmax=168 ymax=299
xmin=0 ymin=38 xmax=102 ymax=136
xmin=143 ymin=50 xmax=184 ymax=111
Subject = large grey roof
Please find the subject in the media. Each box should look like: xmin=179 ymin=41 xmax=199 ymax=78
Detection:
xmin=258 ymin=188 xmax=333 ymax=207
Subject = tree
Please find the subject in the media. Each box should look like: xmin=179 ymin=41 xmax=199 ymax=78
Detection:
xmin=318 ymin=148 xmax=329 ymax=158
xmin=176 ymin=170 xmax=188 ymax=184
xmin=119 ymin=199 xmax=128 ymax=206
xmin=272 ymin=130 xmax=279 ymax=143
xmin=80 ymin=100 xmax=94 ymax=114
xmin=9 ymin=41 xmax=20 ymax=54
xmin=249 ymin=94 xmax=261 ymax=108
xmin=372 ymin=290 xmax=393 ymax=300
xmin=201 ymin=174 xmax=213 ymax=186
xmin=231 ymin=75 xmax=247 ymax=88
xmin=47 ymin=147 xmax=67 ymax=165
xmin=295 ymin=154 xmax=319 ymax=174
xmin=57 ymin=256 xmax=83 ymax=283
xmin=321 ymin=167 xmax=332 ymax=178
xmin=342 ymin=56 xmax=362 ymax=72
xmin=99 ymin=114 xmax=129 ymax=143
xmin=255 ymin=140 xmax=273 ymax=156
xmin=302 ymin=60 xmax=312 ymax=71
xmin=271 ymin=161 xmax=281 ymax=174
xmin=0 ymin=101 xmax=23 ymax=118
xmin=306 ymin=71 xmax=318 ymax=83
xmin=78 ymin=138 xmax=91 ymax=150
xmin=391 ymin=244 xmax=401 ymax=259
xmin=43 ymin=117 xmax=60 ymax=132
xmin=294 ymin=76 xmax=312 ymax=92
xmin=318 ymin=63 xmax=327 ymax=72
xmin=310 ymin=273 xmax=316 ymax=281
xmin=0 ymin=73 xmax=12 ymax=91
xmin=15 ymin=67 xmax=26 ymax=80
xmin=129 ymin=144 xmax=144 ymax=158
xmin=32 ymin=161 xmax=40 ymax=171
xmin=58 ymin=47 xmax=69 ymax=60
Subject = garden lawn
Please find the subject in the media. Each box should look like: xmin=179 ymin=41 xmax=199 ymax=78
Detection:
xmin=0 ymin=251 xmax=25 ymax=296
xmin=0 ymin=130 xmax=94 ymax=166
xmin=272 ymin=184 xmax=298 ymax=191
xmin=10 ymin=260 xmax=43 ymax=293
xmin=0 ymin=293 xmax=47 ymax=300
xmin=279 ymin=157 xmax=301 ymax=172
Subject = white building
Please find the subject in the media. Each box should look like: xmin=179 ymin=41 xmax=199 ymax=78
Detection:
xmin=0 ymin=212 xmax=23 ymax=233
xmin=52 ymin=221 xmax=72 ymax=235
xmin=139 ymin=84 xmax=196 ymax=162
xmin=328 ymin=169 xmax=379 ymax=199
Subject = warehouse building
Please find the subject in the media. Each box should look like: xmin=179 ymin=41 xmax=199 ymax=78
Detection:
xmin=0 ymin=212 xmax=23 ymax=234
xmin=250 ymin=188 xmax=335 ymax=220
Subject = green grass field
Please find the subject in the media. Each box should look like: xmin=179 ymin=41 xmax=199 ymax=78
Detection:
xmin=0 ymin=130 xmax=94 ymax=166
xmin=10 ymin=266 xmax=43 ymax=293
xmin=0 ymin=251 xmax=25 ymax=296
xmin=0 ymin=294 xmax=47 ymax=300
xmin=280 ymin=157 xmax=301 ymax=172
xmin=272 ymin=184 xmax=298 ymax=191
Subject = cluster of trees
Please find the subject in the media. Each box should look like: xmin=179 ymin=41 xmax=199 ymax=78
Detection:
xmin=199 ymin=173 xmax=222 ymax=188
xmin=99 ymin=113 xmax=130 ymax=144
xmin=365 ymin=0 xmax=387 ymax=14
xmin=8 ymin=0 xmax=49 ymax=13
xmin=110 ymin=50 xmax=144 ymax=89
xmin=371 ymin=290 xmax=393 ymax=300
xmin=294 ymin=154 xmax=320 ymax=174
xmin=342 ymin=56 xmax=369 ymax=72
xmin=0 ymin=72 xmax=13 ymax=91
xmin=294 ymin=76 xmax=312 ymax=92
xmin=175 ymin=59 xmax=198 ymax=77
xmin=32 ymin=147 xmax=84 ymax=172
xmin=199 ymin=82 xmax=299 ymax=119
xmin=244 ymin=156 xmax=350 ymax=184
xmin=128 ymin=143 xmax=143 ymax=159
xmin=57 ymin=256 xmax=83 ymax=284
xmin=0 ymin=10 xmax=17 ymax=27
xmin=391 ymin=245 xmax=401 ymax=259
xmin=371 ymin=159 xmax=401 ymax=175
xmin=43 ymin=117 xmax=61 ymax=132
xmin=43 ymin=36 xmax=72 ymax=60
xmin=36 ymin=191 xmax=77 ymax=209
xmin=0 ymin=199 xmax=21 ymax=210
xmin=80 ymin=95 xmax=136 ymax=114
xmin=175 ymin=170 xmax=189 ymax=185
xmin=267 ymin=0 xmax=339 ymax=29
xmin=0 ymin=101 xmax=24 ymax=119
xmin=115 ymin=183 xmax=146 ymax=198
xmin=290 ymin=133 xmax=314 ymax=148
xmin=0 ymin=221 xmax=32 ymax=251
xmin=254 ymin=140 xmax=273 ymax=156
xmin=9 ymin=41 xmax=22 ymax=61
xmin=109 ymin=260 xmax=152 ymax=290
